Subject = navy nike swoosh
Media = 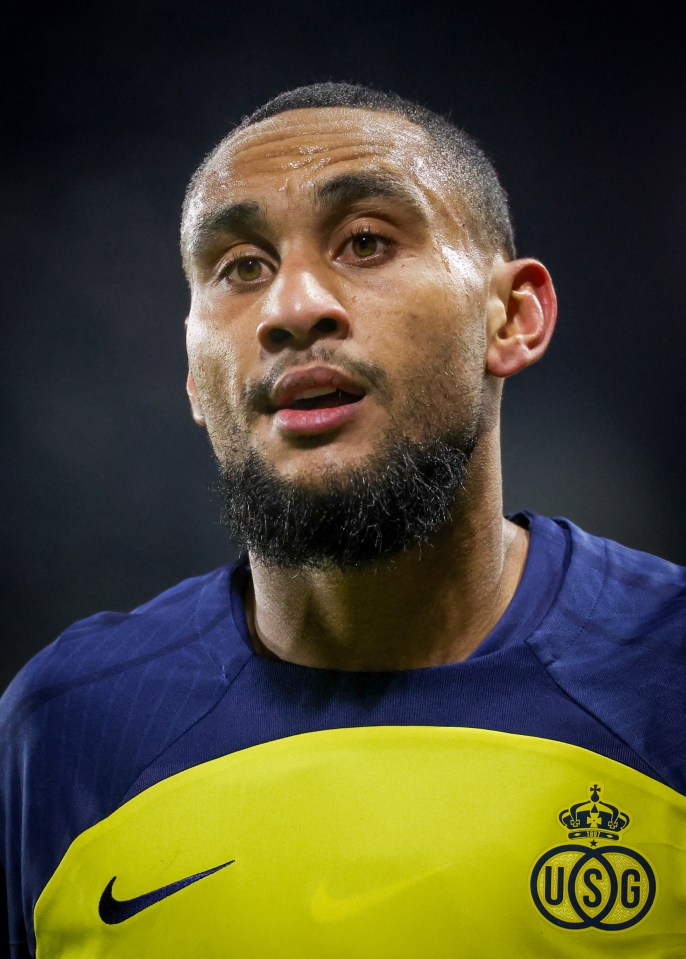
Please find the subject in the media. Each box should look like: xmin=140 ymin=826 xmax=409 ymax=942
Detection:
xmin=99 ymin=860 xmax=235 ymax=924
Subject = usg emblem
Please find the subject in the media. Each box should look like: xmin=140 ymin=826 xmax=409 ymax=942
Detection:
xmin=530 ymin=784 xmax=656 ymax=930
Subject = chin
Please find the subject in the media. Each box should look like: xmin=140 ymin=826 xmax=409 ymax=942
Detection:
xmin=272 ymin=446 xmax=375 ymax=484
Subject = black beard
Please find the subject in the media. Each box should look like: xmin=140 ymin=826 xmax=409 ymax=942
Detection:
xmin=215 ymin=430 xmax=476 ymax=570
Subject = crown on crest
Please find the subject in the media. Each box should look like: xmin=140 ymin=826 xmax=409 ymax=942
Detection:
xmin=559 ymin=784 xmax=630 ymax=843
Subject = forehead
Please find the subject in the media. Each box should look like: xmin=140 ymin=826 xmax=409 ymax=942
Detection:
xmin=187 ymin=107 xmax=454 ymax=225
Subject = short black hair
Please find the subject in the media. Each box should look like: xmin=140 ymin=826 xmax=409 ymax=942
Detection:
xmin=182 ymin=82 xmax=515 ymax=269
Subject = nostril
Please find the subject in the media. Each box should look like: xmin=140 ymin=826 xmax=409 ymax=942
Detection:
xmin=314 ymin=317 xmax=338 ymax=334
xmin=268 ymin=328 xmax=292 ymax=345
xmin=261 ymin=315 xmax=343 ymax=349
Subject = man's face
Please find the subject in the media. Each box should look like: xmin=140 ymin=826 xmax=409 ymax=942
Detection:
xmin=184 ymin=107 xmax=501 ymax=566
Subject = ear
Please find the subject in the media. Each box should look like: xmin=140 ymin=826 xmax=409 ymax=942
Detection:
xmin=184 ymin=317 xmax=206 ymax=427
xmin=186 ymin=370 xmax=206 ymax=427
xmin=486 ymin=259 xmax=557 ymax=378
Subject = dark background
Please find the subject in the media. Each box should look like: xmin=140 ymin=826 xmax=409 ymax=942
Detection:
xmin=3 ymin=2 xmax=684 ymax=691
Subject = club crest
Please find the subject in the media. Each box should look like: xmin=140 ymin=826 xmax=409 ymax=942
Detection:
xmin=530 ymin=784 xmax=656 ymax=930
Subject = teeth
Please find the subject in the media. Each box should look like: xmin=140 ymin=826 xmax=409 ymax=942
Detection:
xmin=294 ymin=387 xmax=338 ymax=400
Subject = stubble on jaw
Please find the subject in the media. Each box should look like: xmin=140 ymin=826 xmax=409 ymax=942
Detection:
xmin=210 ymin=331 xmax=489 ymax=571
xmin=215 ymin=425 xmax=478 ymax=571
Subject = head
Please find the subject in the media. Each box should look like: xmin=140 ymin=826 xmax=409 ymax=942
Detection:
xmin=182 ymin=83 xmax=556 ymax=569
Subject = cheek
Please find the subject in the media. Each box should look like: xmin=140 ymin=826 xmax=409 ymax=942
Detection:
xmin=187 ymin=323 xmax=244 ymax=427
xmin=388 ymin=279 xmax=485 ymax=375
xmin=385 ymin=285 xmax=488 ymax=424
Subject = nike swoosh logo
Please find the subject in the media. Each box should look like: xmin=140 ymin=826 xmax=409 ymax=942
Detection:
xmin=311 ymin=866 xmax=447 ymax=923
xmin=99 ymin=860 xmax=235 ymax=924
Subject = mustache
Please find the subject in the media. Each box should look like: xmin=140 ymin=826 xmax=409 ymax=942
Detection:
xmin=243 ymin=346 xmax=393 ymax=412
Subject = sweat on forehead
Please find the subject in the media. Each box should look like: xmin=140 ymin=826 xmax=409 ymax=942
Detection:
xmin=180 ymin=84 xmax=516 ymax=273
xmin=182 ymin=109 xmax=432 ymax=242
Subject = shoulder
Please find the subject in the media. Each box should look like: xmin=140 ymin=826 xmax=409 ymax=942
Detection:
xmin=0 ymin=563 xmax=248 ymax=736
xmin=0 ymin=563 xmax=250 ymax=953
xmin=0 ymin=563 xmax=252 ymax=876
xmin=554 ymin=515 xmax=686 ymax=638
xmin=526 ymin=515 xmax=686 ymax=793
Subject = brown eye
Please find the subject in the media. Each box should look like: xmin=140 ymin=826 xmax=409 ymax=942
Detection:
xmin=351 ymin=233 xmax=378 ymax=258
xmin=235 ymin=258 xmax=263 ymax=281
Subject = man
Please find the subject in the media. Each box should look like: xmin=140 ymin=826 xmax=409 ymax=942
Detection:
xmin=1 ymin=83 xmax=684 ymax=957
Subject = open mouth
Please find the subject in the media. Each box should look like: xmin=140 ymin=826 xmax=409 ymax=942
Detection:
xmin=285 ymin=388 xmax=364 ymax=411
xmin=268 ymin=367 xmax=369 ymax=434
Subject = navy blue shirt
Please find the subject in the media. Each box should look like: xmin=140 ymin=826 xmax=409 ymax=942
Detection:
xmin=2 ymin=514 xmax=685 ymax=956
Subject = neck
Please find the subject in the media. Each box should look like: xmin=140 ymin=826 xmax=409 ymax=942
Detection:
xmin=243 ymin=434 xmax=528 ymax=670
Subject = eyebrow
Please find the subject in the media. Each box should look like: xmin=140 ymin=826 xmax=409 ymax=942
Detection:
xmin=313 ymin=171 xmax=428 ymax=220
xmin=188 ymin=200 xmax=268 ymax=263
xmin=188 ymin=171 xmax=427 ymax=266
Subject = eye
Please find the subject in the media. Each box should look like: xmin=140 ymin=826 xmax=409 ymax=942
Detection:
xmin=234 ymin=258 xmax=264 ymax=281
xmin=351 ymin=232 xmax=380 ymax=258
xmin=340 ymin=227 xmax=393 ymax=266
xmin=219 ymin=254 xmax=272 ymax=286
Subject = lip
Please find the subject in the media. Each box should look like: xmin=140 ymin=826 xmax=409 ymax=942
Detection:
xmin=270 ymin=365 xmax=366 ymax=410
xmin=269 ymin=365 xmax=367 ymax=436
xmin=273 ymin=397 xmax=367 ymax=435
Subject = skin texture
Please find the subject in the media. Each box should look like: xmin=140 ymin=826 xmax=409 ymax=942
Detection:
xmin=184 ymin=107 xmax=557 ymax=669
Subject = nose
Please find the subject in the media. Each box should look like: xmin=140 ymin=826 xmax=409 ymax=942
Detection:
xmin=256 ymin=261 xmax=350 ymax=351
